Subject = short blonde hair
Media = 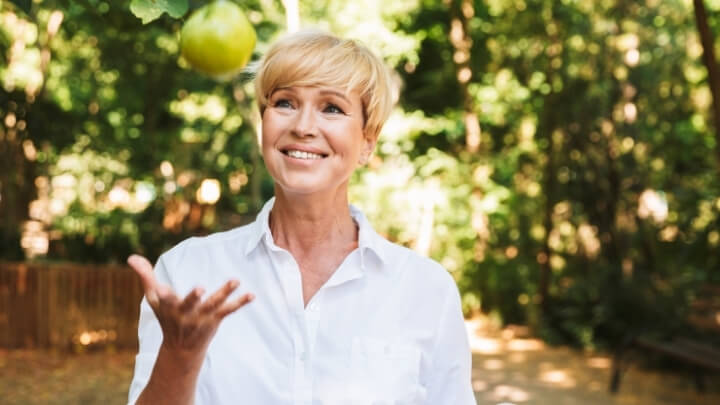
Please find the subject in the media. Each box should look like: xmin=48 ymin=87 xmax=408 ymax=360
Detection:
xmin=254 ymin=30 xmax=394 ymax=139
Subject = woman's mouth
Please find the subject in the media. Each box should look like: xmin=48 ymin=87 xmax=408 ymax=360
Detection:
xmin=282 ymin=149 xmax=328 ymax=160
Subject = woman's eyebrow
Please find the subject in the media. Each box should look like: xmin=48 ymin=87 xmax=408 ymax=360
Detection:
xmin=269 ymin=88 xmax=290 ymax=97
xmin=318 ymin=89 xmax=350 ymax=103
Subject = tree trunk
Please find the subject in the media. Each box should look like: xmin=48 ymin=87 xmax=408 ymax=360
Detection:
xmin=537 ymin=5 xmax=564 ymax=314
xmin=413 ymin=194 xmax=435 ymax=256
xmin=233 ymin=82 xmax=264 ymax=213
xmin=281 ymin=0 xmax=300 ymax=33
xmin=449 ymin=0 xmax=481 ymax=153
xmin=693 ymin=0 xmax=720 ymax=170
xmin=0 ymin=129 xmax=35 ymax=259
xmin=0 ymin=9 xmax=63 ymax=259
xmin=249 ymin=127 xmax=263 ymax=213
xmin=538 ymin=105 xmax=557 ymax=315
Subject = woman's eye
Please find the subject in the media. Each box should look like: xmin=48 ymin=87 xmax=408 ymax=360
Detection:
xmin=274 ymin=99 xmax=293 ymax=108
xmin=324 ymin=104 xmax=345 ymax=114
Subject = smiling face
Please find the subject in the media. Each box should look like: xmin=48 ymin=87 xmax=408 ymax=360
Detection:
xmin=261 ymin=85 xmax=375 ymax=197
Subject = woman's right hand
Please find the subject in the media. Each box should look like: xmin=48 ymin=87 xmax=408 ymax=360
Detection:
xmin=127 ymin=254 xmax=254 ymax=356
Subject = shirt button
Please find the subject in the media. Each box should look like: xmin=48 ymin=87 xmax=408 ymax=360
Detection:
xmin=299 ymin=351 xmax=306 ymax=362
xmin=309 ymin=303 xmax=319 ymax=312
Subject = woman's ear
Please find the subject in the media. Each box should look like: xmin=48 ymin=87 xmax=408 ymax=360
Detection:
xmin=359 ymin=133 xmax=378 ymax=165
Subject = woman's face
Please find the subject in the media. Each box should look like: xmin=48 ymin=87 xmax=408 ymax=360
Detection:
xmin=261 ymin=85 xmax=373 ymax=196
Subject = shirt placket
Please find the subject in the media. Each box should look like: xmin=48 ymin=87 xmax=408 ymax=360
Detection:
xmin=305 ymin=290 xmax=323 ymax=356
xmin=273 ymin=247 xmax=314 ymax=405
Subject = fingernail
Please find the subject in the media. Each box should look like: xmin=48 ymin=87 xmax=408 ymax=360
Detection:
xmin=229 ymin=280 xmax=239 ymax=288
xmin=248 ymin=293 xmax=255 ymax=301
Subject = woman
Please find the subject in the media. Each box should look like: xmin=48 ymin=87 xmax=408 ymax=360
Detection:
xmin=127 ymin=30 xmax=474 ymax=405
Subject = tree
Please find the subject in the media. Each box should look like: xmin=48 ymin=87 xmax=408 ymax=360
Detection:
xmin=693 ymin=0 xmax=720 ymax=172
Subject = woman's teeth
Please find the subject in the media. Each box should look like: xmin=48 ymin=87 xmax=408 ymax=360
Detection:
xmin=286 ymin=150 xmax=324 ymax=160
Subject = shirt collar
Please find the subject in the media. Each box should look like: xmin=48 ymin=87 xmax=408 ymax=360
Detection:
xmin=349 ymin=204 xmax=387 ymax=268
xmin=244 ymin=198 xmax=387 ymax=268
xmin=244 ymin=197 xmax=275 ymax=257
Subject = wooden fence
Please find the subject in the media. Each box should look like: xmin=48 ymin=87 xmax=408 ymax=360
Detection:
xmin=0 ymin=262 xmax=143 ymax=350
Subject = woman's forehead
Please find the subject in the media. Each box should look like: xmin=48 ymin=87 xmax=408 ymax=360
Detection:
xmin=271 ymin=85 xmax=361 ymax=101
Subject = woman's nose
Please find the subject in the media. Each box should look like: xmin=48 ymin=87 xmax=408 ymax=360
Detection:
xmin=292 ymin=107 xmax=317 ymax=137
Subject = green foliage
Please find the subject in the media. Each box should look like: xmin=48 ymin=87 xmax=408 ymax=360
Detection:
xmin=129 ymin=0 xmax=188 ymax=24
xmin=7 ymin=0 xmax=31 ymax=15
xmin=387 ymin=0 xmax=720 ymax=347
xmin=1 ymin=0 xmax=719 ymax=349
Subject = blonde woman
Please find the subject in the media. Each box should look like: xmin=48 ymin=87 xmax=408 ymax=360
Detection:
xmin=127 ymin=31 xmax=474 ymax=405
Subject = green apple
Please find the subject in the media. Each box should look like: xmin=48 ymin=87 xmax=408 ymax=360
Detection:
xmin=180 ymin=1 xmax=257 ymax=80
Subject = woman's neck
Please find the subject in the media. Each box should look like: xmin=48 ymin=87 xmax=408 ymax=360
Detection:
xmin=269 ymin=188 xmax=358 ymax=254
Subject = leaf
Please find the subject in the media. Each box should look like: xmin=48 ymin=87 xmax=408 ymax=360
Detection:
xmin=129 ymin=0 xmax=189 ymax=24
xmin=7 ymin=0 xmax=32 ymax=16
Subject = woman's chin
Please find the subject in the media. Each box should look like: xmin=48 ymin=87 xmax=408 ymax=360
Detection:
xmin=274 ymin=177 xmax=347 ymax=198
xmin=275 ymin=180 xmax=326 ymax=196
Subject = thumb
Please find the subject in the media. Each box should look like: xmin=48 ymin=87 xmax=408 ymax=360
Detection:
xmin=127 ymin=254 xmax=159 ymax=304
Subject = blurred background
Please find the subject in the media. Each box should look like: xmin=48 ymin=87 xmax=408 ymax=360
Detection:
xmin=1 ymin=0 xmax=719 ymax=404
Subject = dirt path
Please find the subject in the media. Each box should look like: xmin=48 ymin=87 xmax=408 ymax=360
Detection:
xmin=467 ymin=318 xmax=720 ymax=405
xmin=0 ymin=348 xmax=134 ymax=404
xmin=0 ymin=322 xmax=718 ymax=404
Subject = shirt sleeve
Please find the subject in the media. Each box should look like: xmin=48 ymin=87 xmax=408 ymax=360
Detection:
xmin=127 ymin=255 xmax=171 ymax=405
xmin=424 ymin=280 xmax=475 ymax=404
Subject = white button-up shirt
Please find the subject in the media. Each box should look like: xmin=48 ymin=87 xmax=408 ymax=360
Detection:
xmin=128 ymin=198 xmax=474 ymax=405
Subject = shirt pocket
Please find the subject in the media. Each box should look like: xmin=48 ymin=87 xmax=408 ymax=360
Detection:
xmin=347 ymin=337 xmax=426 ymax=405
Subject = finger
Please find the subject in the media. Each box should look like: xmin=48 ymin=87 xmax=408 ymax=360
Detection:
xmin=127 ymin=254 xmax=159 ymax=304
xmin=200 ymin=280 xmax=240 ymax=313
xmin=215 ymin=293 xmax=255 ymax=318
xmin=178 ymin=287 xmax=205 ymax=313
xmin=156 ymin=284 xmax=181 ymax=308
